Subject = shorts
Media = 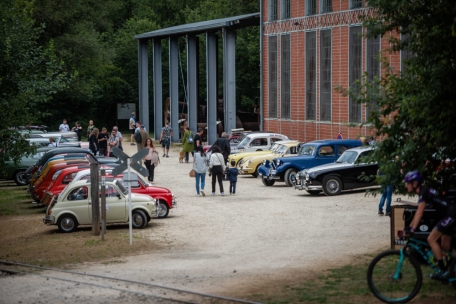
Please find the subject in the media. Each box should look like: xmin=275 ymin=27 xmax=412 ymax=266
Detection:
xmin=130 ymin=129 xmax=135 ymax=134
xmin=161 ymin=138 xmax=170 ymax=149
xmin=434 ymin=216 xmax=456 ymax=235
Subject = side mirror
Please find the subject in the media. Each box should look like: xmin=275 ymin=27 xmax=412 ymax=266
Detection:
xmin=116 ymin=193 xmax=121 ymax=199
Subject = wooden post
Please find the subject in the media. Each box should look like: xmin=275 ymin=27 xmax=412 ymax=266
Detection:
xmin=100 ymin=169 xmax=106 ymax=240
xmin=91 ymin=162 xmax=100 ymax=236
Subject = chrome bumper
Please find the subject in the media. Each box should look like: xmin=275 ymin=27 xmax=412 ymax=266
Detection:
xmin=43 ymin=215 xmax=54 ymax=225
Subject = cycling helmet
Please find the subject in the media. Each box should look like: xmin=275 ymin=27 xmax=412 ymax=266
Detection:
xmin=404 ymin=171 xmax=423 ymax=184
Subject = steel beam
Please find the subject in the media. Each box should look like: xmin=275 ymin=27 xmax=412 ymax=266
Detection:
xmin=187 ymin=35 xmax=198 ymax=135
xmin=222 ymin=29 xmax=237 ymax=133
xmin=138 ymin=40 xmax=150 ymax=133
xmin=206 ymin=32 xmax=218 ymax=144
xmin=153 ymin=39 xmax=163 ymax=140
xmin=169 ymin=37 xmax=179 ymax=142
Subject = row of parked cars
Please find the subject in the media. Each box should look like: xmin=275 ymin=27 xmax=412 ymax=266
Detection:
xmin=227 ymin=132 xmax=379 ymax=196
xmin=8 ymin=144 xmax=177 ymax=233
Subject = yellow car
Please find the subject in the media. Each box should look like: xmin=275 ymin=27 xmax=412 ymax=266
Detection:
xmin=228 ymin=140 xmax=295 ymax=166
xmin=240 ymin=141 xmax=300 ymax=177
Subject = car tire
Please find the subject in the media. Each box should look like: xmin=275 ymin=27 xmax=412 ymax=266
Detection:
xmin=57 ymin=214 xmax=78 ymax=233
xmin=252 ymin=164 xmax=261 ymax=178
xmin=132 ymin=209 xmax=147 ymax=229
xmin=284 ymin=169 xmax=298 ymax=187
xmin=306 ymin=190 xmax=322 ymax=195
xmin=261 ymin=178 xmax=275 ymax=186
xmin=322 ymin=176 xmax=343 ymax=196
xmin=13 ymin=170 xmax=27 ymax=186
xmin=157 ymin=200 xmax=170 ymax=219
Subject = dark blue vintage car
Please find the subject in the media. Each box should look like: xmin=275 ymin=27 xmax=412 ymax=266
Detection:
xmin=258 ymin=139 xmax=362 ymax=187
xmin=293 ymin=146 xmax=378 ymax=196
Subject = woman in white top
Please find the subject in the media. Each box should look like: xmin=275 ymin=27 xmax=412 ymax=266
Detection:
xmin=209 ymin=145 xmax=226 ymax=196
xmin=143 ymin=138 xmax=158 ymax=183
xmin=193 ymin=145 xmax=207 ymax=196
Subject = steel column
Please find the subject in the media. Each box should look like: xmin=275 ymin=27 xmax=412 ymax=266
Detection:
xmin=169 ymin=37 xmax=179 ymax=142
xmin=138 ymin=40 xmax=150 ymax=133
xmin=206 ymin=32 xmax=218 ymax=144
xmin=187 ymin=35 xmax=198 ymax=135
xmin=222 ymin=29 xmax=237 ymax=133
xmin=153 ymin=39 xmax=163 ymax=141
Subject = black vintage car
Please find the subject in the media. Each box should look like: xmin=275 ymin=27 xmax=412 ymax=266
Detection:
xmin=293 ymin=146 xmax=378 ymax=196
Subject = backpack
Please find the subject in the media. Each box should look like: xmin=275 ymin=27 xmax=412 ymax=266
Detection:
xmin=187 ymin=132 xmax=193 ymax=144
xmin=134 ymin=130 xmax=142 ymax=142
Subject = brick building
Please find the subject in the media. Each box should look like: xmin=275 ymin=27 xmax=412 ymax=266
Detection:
xmin=261 ymin=0 xmax=408 ymax=141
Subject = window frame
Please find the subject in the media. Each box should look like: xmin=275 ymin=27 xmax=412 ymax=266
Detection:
xmin=320 ymin=29 xmax=332 ymax=121
xmin=281 ymin=34 xmax=291 ymax=119
xmin=281 ymin=0 xmax=291 ymax=20
xmin=306 ymin=31 xmax=317 ymax=120
xmin=268 ymin=36 xmax=278 ymax=118
xmin=320 ymin=0 xmax=332 ymax=13
xmin=306 ymin=0 xmax=317 ymax=16
xmin=348 ymin=26 xmax=363 ymax=123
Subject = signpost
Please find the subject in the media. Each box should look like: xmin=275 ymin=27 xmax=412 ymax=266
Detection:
xmin=110 ymin=147 xmax=149 ymax=245
xmin=90 ymin=162 xmax=100 ymax=236
xmin=100 ymin=169 xmax=106 ymax=240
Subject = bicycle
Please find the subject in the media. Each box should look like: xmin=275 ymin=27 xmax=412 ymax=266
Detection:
xmin=367 ymin=235 xmax=456 ymax=303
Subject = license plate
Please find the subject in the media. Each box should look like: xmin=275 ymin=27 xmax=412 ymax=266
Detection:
xmin=270 ymin=170 xmax=276 ymax=175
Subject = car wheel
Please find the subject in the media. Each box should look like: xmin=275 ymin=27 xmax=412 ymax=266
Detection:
xmin=157 ymin=200 xmax=170 ymax=219
xmin=284 ymin=169 xmax=298 ymax=187
xmin=306 ymin=190 xmax=322 ymax=195
xmin=57 ymin=214 xmax=78 ymax=233
xmin=262 ymin=178 xmax=275 ymax=186
xmin=13 ymin=170 xmax=27 ymax=186
xmin=322 ymin=176 xmax=343 ymax=196
xmin=252 ymin=164 xmax=261 ymax=178
xmin=132 ymin=209 xmax=147 ymax=229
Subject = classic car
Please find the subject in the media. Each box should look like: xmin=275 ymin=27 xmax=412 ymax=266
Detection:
xmin=293 ymin=146 xmax=378 ymax=195
xmin=43 ymin=180 xmax=158 ymax=232
xmin=239 ymin=141 xmax=300 ymax=177
xmin=66 ymin=169 xmax=176 ymax=219
xmin=230 ymin=132 xmax=289 ymax=154
xmin=258 ymin=139 xmax=362 ymax=187
xmin=228 ymin=140 xmax=295 ymax=166
xmin=0 ymin=148 xmax=51 ymax=185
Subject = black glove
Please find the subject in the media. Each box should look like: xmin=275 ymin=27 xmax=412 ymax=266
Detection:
xmin=404 ymin=226 xmax=412 ymax=236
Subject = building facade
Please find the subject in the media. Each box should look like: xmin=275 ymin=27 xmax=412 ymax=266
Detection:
xmin=262 ymin=0 xmax=405 ymax=142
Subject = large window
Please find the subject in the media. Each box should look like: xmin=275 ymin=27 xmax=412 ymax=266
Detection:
xmin=350 ymin=0 xmax=363 ymax=9
xmin=281 ymin=0 xmax=291 ymax=19
xmin=306 ymin=31 xmax=317 ymax=120
xmin=281 ymin=34 xmax=291 ymax=119
xmin=401 ymin=32 xmax=413 ymax=72
xmin=320 ymin=29 xmax=332 ymax=121
xmin=269 ymin=0 xmax=278 ymax=21
xmin=349 ymin=26 xmax=362 ymax=123
xmin=268 ymin=36 xmax=278 ymax=118
xmin=321 ymin=0 xmax=332 ymax=13
xmin=366 ymin=30 xmax=380 ymax=119
xmin=306 ymin=0 xmax=317 ymax=16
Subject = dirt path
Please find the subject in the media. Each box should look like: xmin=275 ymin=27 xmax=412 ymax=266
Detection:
xmin=0 ymin=142 xmax=397 ymax=303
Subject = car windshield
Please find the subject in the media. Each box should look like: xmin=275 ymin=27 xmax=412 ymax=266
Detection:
xmin=275 ymin=145 xmax=288 ymax=154
xmin=298 ymin=145 xmax=316 ymax=156
xmin=33 ymin=152 xmax=45 ymax=159
xmin=336 ymin=151 xmax=358 ymax=163
xmin=238 ymin=136 xmax=251 ymax=147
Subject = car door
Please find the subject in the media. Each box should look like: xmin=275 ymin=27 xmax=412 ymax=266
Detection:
xmin=313 ymin=145 xmax=337 ymax=167
xmin=344 ymin=151 xmax=377 ymax=189
xmin=64 ymin=186 xmax=90 ymax=225
xmin=104 ymin=184 xmax=127 ymax=222
xmin=249 ymin=137 xmax=269 ymax=151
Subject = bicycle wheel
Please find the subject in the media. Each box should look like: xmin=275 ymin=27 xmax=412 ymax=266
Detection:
xmin=367 ymin=250 xmax=422 ymax=303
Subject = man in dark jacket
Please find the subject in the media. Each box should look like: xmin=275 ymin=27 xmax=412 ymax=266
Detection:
xmin=210 ymin=132 xmax=231 ymax=164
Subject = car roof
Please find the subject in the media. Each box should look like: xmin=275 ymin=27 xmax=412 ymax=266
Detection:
xmin=304 ymin=139 xmax=362 ymax=145
xmin=344 ymin=146 xmax=374 ymax=152
xmin=244 ymin=133 xmax=288 ymax=138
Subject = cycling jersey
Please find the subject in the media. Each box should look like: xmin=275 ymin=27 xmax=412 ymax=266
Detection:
xmin=418 ymin=186 xmax=456 ymax=234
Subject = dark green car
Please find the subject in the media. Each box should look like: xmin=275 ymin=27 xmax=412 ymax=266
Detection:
xmin=1 ymin=147 xmax=52 ymax=186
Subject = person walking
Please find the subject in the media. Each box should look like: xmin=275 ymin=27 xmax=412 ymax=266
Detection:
xmin=193 ymin=145 xmax=207 ymax=196
xmin=143 ymin=138 xmax=159 ymax=183
xmin=86 ymin=120 xmax=95 ymax=140
xmin=129 ymin=112 xmax=136 ymax=145
xmin=113 ymin=126 xmax=123 ymax=151
xmin=209 ymin=145 xmax=226 ymax=196
xmin=88 ymin=128 xmax=99 ymax=155
xmin=210 ymin=132 xmax=231 ymax=164
xmin=182 ymin=126 xmax=194 ymax=163
xmin=225 ymin=160 xmax=239 ymax=195
xmin=98 ymin=127 xmax=109 ymax=157
xmin=59 ymin=119 xmax=70 ymax=132
xmin=108 ymin=129 xmax=119 ymax=157
xmin=378 ymin=168 xmax=394 ymax=216
xmin=48 ymin=137 xmax=57 ymax=147
xmin=194 ymin=127 xmax=204 ymax=150
xmin=71 ymin=121 xmax=82 ymax=141
xmin=160 ymin=122 xmax=173 ymax=157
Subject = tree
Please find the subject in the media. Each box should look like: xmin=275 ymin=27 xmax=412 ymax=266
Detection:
xmin=350 ymin=0 xmax=456 ymax=193
xmin=0 ymin=0 xmax=70 ymax=169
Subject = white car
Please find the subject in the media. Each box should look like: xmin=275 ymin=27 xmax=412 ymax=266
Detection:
xmin=43 ymin=179 xmax=158 ymax=232
xmin=230 ymin=132 xmax=289 ymax=154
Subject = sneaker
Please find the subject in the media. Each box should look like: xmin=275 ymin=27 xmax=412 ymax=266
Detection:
xmin=201 ymin=190 xmax=205 ymax=197
xmin=166 ymin=155 xmax=169 ymax=158
xmin=378 ymin=210 xmax=384 ymax=215
xmin=211 ymin=192 xmax=215 ymax=196
xmin=430 ymin=270 xmax=448 ymax=281
xmin=232 ymin=193 xmax=235 ymax=196
xmin=197 ymin=194 xmax=201 ymax=197
xmin=385 ymin=212 xmax=391 ymax=216
xmin=130 ymin=143 xmax=136 ymax=145
xmin=163 ymin=154 xmax=166 ymax=157
xmin=221 ymin=192 xmax=224 ymax=196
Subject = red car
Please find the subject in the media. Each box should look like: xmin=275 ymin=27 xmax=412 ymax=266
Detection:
xmin=44 ymin=169 xmax=176 ymax=219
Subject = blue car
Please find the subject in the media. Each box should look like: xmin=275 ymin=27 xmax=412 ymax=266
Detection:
xmin=258 ymin=139 xmax=362 ymax=187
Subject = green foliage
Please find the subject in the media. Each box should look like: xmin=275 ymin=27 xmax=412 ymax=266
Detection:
xmin=0 ymin=0 xmax=70 ymax=169
xmin=342 ymin=0 xmax=456 ymax=194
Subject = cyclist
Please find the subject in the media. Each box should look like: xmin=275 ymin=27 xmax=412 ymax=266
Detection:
xmin=404 ymin=171 xmax=456 ymax=280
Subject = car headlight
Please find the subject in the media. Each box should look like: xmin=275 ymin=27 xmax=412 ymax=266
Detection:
xmin=246 ymin=159 xmax=251 ymax=166
xmin=262 ymin=160 xmax=266 ymax=165
xmin=275 ymin=159 xmax=281 ymax=166
xmin=305 ymin=173 xmax=310 ymax=181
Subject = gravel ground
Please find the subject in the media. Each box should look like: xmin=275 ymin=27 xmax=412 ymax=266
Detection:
xmin=0 ymin=142 xmax=399 ymax=303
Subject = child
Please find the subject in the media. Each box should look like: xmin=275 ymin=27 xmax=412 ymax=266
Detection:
xmin=225 ymin=160 xmax=239 ymax=195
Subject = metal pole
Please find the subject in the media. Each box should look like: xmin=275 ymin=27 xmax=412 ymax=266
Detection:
xmin=100 ymin=169 xmax=106 ymax=240
xmin=127 ymin=158 xmax=132 ymax=245
xmin=91 ymin=162 xmax=100 ymax=236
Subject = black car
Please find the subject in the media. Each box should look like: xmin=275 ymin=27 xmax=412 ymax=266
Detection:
xmin=293 ymin=146 xmax=378 ymax=196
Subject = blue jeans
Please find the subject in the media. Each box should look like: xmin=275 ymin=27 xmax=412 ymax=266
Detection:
xmin=195 ymin=173 xmax=206 ymax=195
xmin=378 ymin=184 xmax=394 ymax=213
xmin=185 ymin=151 xmax=194 ymax=163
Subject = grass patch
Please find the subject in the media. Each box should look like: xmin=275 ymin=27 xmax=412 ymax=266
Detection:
xmin=251 ymin=253 xmax=456 ymax=304
xmin=0 ymin=181 xmax=40 ymax=215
